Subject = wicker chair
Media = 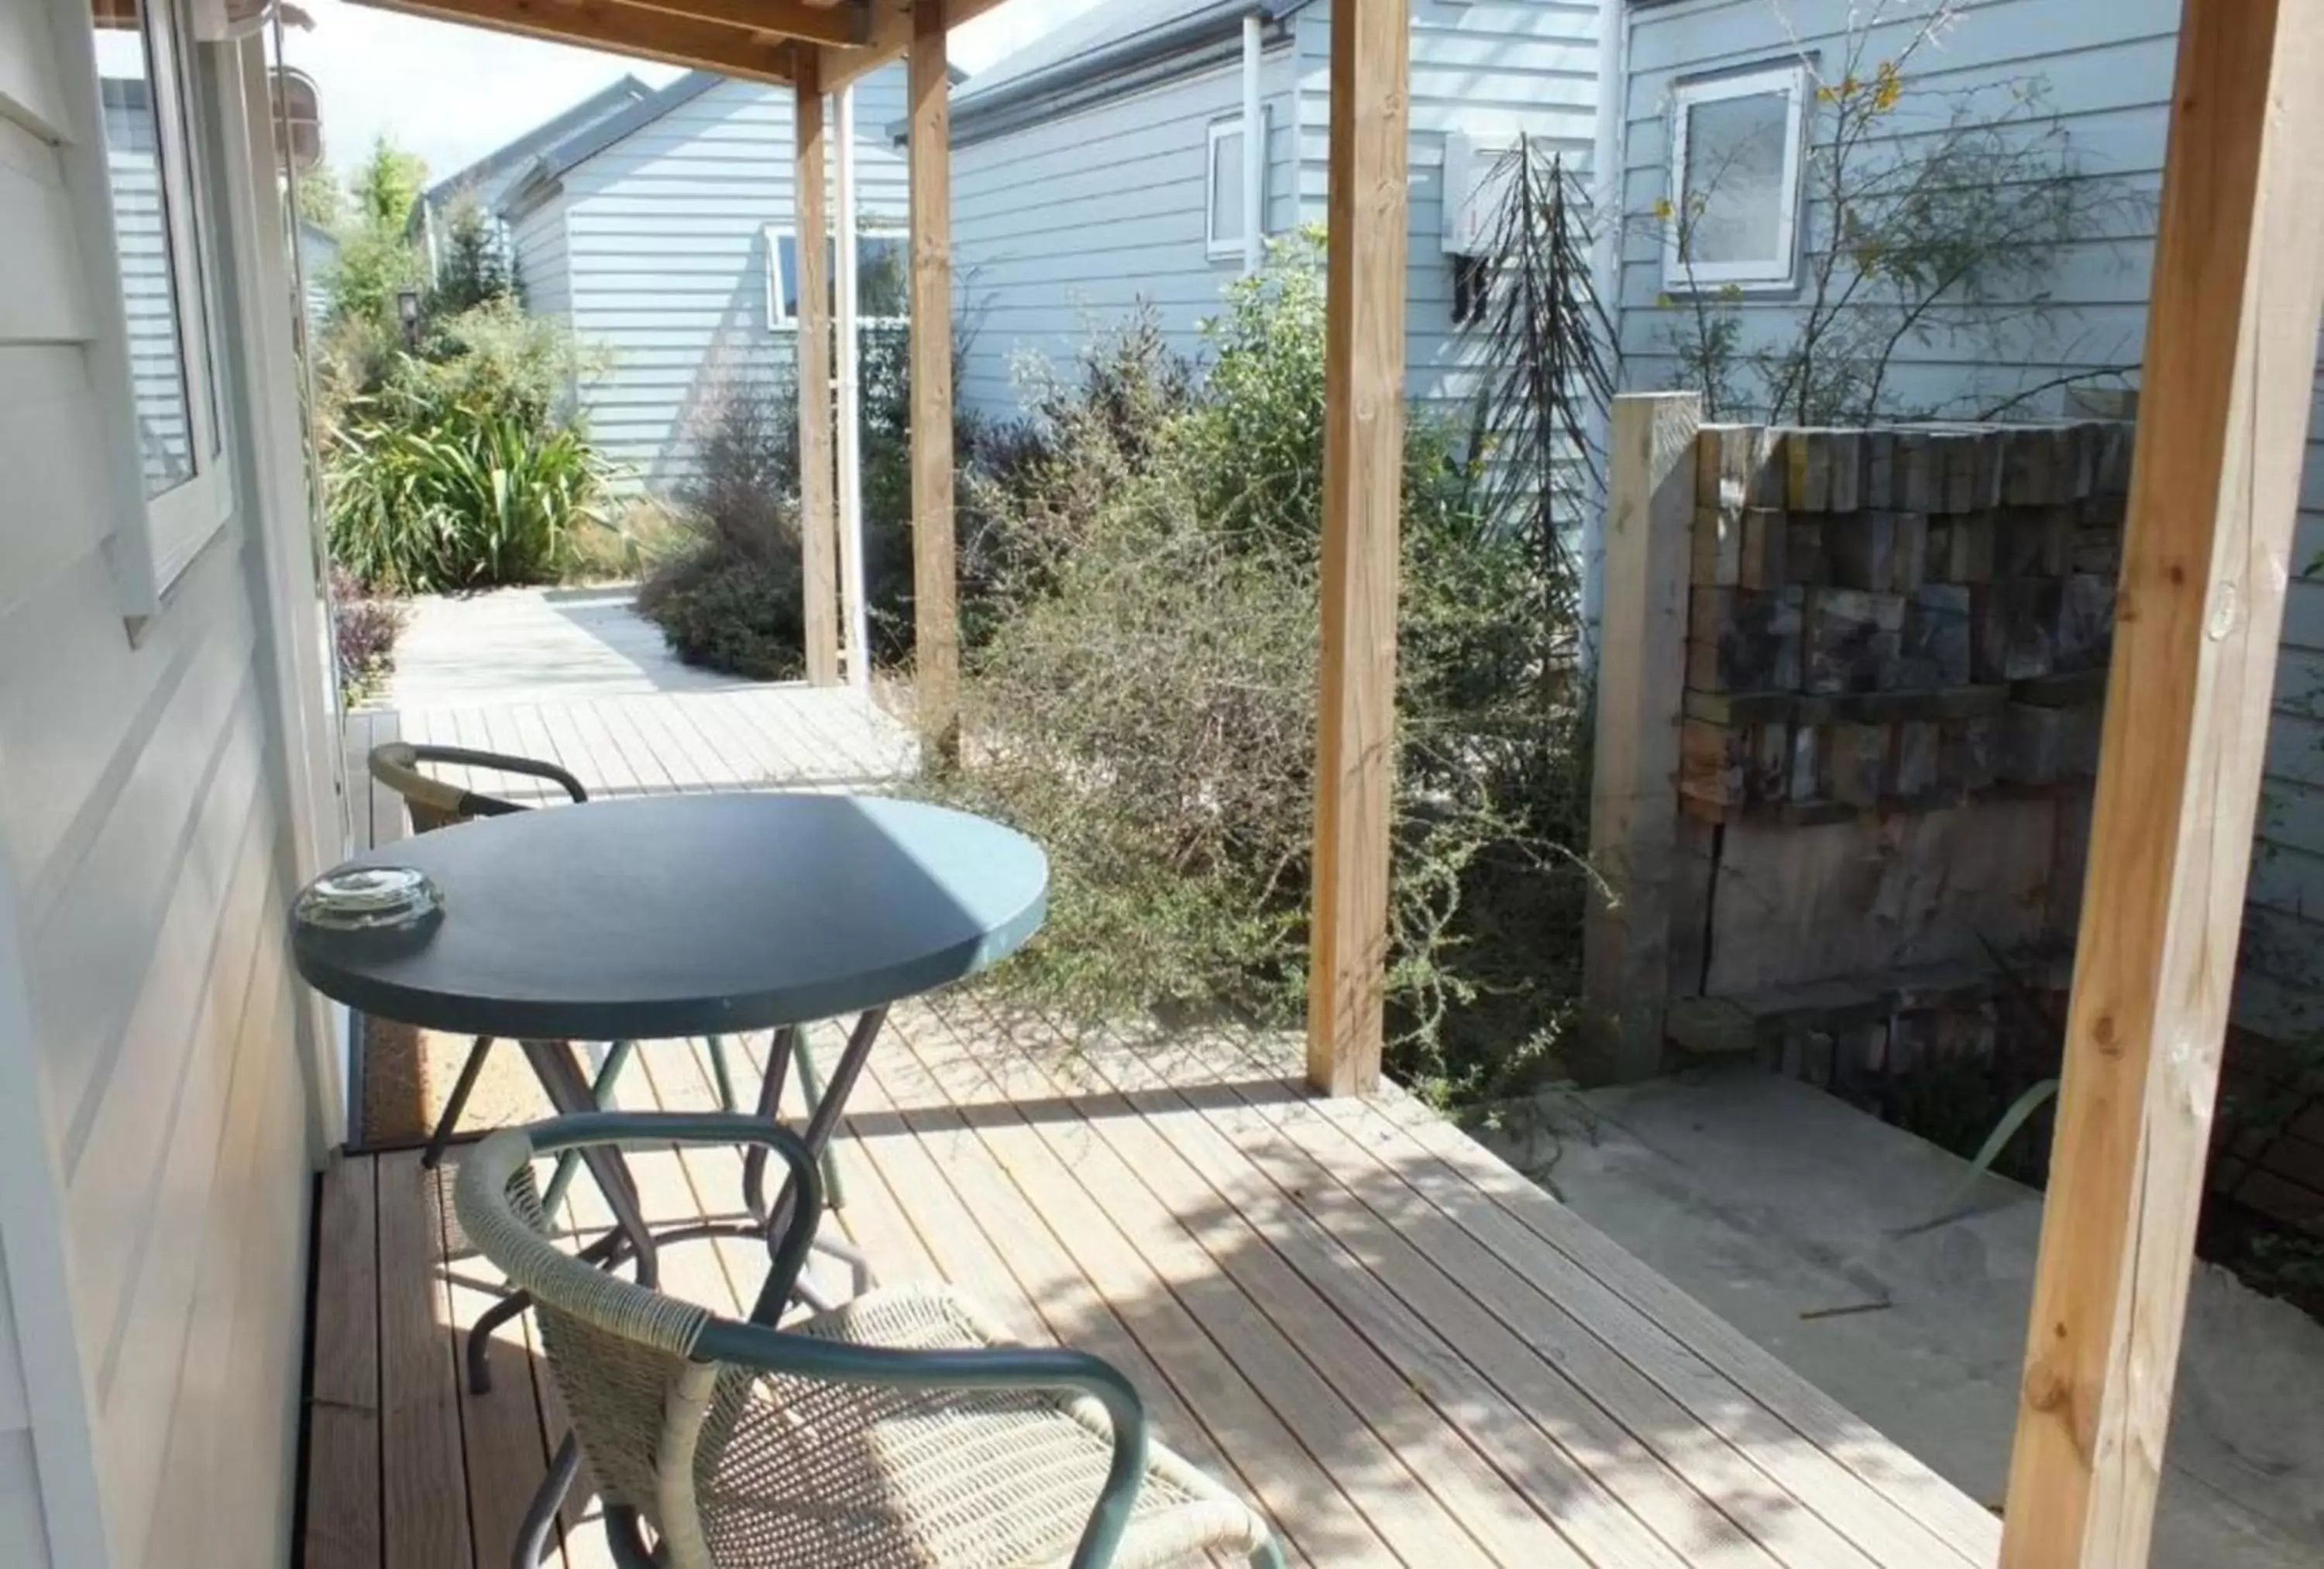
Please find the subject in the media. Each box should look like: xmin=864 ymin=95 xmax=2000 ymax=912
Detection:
xmin=456 ymin=1113 xmax=1285 ymax=1569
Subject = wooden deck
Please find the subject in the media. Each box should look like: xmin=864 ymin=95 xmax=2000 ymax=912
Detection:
xmin=306 ymin=688 xmax=2003 ymax=1569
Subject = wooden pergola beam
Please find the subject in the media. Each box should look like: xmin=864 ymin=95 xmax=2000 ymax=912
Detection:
xmin=906 ymin=0 xmax=958 ymax=757
xmin=812 ymin=0 xmax=1007 ymax=91
xmin=1999 ymin=2 xmax=2324 ymax=1564
xmin=350 ymin=0 xmax=807 ymax=84
xmin=611 ymin=0 xmax=868 ymax=47
xmin=795 ymin=60 xmax=841 ymax=687
xmin=1305 ymin=0 xmax=1409 ymax=1097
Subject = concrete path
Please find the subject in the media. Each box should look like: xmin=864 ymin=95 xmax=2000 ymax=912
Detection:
xmin=389 ymin=584 xmax=748 ymax=709
xmin=1499 ymin=1069 xmax=2324 ymax=1569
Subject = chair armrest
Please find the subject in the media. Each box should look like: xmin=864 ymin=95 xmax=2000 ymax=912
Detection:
xmin=689 ymin=1316 xmax=1150 ymax=1569
xmin=459 ymin=1113 xmax=829 ymax=1349
xmin=526 ymin=1111 xmax=827 ymax=1307
xmin=405 ymin=743 xmax=590 ymax=805
xmin=370 ymin=740 xmax=589 ymax=819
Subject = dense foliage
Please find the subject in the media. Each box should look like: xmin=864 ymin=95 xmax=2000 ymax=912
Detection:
xmin=941 ymin=237 xmax=1596 ymax=1102
xmin=636 ymin=324 xmax=992 ymax=678
xmin=635 ymin=376 xmax=812 ymax=679
xmin=325 ymin=301 xmax=614 ymax=592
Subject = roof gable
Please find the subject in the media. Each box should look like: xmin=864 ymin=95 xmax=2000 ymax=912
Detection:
xmin=419 ymin=74 xmax=654 ymax=213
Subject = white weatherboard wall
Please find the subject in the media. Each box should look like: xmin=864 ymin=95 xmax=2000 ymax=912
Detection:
xmin=1614 ymin=0 xmax=2324 ymax=1040
xmin=950 ymin=0 xmax=1602 ymax=419
xmin=0 ymin=2 xmax=321 ymax=1564
xmin=511 ymin=69 xmax=911 ymax=493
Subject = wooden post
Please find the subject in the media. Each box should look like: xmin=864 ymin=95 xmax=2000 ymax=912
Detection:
xmin=1305 ymin=0 xmax=1409 ymax=1097
xmin=1999 ymin=4 xmax=2324 ymax=1564
xmin=1578 ymin=392 xmax=1700 ymax=1083
xmin=794 ymin=62 xmax=840 ymax=687
xmin=907 ymin=0 xmax=959 ymax=756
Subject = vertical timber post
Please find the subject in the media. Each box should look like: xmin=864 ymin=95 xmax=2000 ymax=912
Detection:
xmin=2000 ymin=3 xmax=2324 ymax=1564
xmin=908 ymin=0 xmax=959 ymax=758
xmin=794 ymin=60 xmax=840 ymax=687
xmin=1578 ymin=391 xmax=1700 ymax=1083
xmin=1305 ymin=0 xmax=1409 ymax=1097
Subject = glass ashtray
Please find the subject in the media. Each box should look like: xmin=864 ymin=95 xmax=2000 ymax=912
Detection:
xmin=295 ymin=866 xmax=445 ymax=932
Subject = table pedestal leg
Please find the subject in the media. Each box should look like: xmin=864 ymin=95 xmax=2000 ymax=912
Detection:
xmin=744 ymin=1006 xmax=888 ymax=1323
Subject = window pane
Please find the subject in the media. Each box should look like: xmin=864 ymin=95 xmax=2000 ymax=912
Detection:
xmin=1680 ymin=90 xmax=1789 ymax=268
xmin=94 ymin=0 xmax=194 ymax=498
xmin=1210 ymin=128 xmax=1244 ymax=244
xmin=775 ymin=233 xmax=800 ymax=320
xmin=858 ymin=235 xmax=908 ymax=320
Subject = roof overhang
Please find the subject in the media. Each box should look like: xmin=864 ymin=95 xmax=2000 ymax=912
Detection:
xmin=342 ymin=0 xmax=1006 ymax=90
xmin=945 ymin=0 xmax=1298 ymax=149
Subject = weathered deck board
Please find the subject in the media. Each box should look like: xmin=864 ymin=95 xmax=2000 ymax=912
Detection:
xmin=303 ymin=685 xmax=1999 ymax=1569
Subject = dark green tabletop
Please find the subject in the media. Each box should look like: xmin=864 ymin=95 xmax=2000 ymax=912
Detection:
xmin=291 ymin=793 xmax=1047 ymax=1040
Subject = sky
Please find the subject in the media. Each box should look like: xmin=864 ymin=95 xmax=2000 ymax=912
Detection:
xmin=283 ymin=0 xmax=1105 ymax=187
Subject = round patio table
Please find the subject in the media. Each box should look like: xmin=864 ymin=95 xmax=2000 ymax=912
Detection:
xmin=291 ymin=791 xmax=1047 ymax=1569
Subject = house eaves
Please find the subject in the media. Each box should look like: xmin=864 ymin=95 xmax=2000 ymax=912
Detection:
xmin=500 ymin=57 xmax=958 ymax=218
xmin=937 ymin=0 xmax=1311 ymax=150
xmin=497 ymin=68 xmax=730 ymax=217
xmin=408 ymin=73 xmax=652 ymax=233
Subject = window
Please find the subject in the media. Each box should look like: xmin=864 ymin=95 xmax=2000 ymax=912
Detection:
xmin=1662 ymin=64 xmax=1807 ymax=290
xmin=1206 ymin=112 xmax=1269 ymax=260
xmin=766 ymin=225 xmax=911 ymax=328
xmin=91 ymin=0 xmax=234 ymax=596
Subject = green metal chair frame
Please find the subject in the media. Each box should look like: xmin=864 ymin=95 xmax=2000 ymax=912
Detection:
xmin=456 ymin=1112 xmax=1285 ymax=1569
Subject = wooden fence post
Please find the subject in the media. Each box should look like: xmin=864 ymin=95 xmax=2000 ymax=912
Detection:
xmin=2000 ymin=2 xmax=2324 ymax=1563
xmin=1578 ymin=391 xmax=1701 ymax=1083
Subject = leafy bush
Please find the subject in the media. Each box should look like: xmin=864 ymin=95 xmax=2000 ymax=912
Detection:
xmin=638 ymin=328 xmax=992 ymax=678
xmin=636 ymin=376 xmax=811 ymax=680
xmin=944 ymin=241 xmax=1593 ymax=1101
xmin=330 ymin=565 xmax=406 ymax=708
xmin=325 ymin=303 xmax=615 ymax=592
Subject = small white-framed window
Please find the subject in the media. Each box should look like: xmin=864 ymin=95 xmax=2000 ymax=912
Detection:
xmin=766 ymin=224 xmax=913 ymax=328
xmin=91 ymin=0 xmax=235 ymax=599
xmin=1205 ymin=111 xmax=1269 ymax=260
xmin=1662 ymin=64 xmax=1808 ymax=291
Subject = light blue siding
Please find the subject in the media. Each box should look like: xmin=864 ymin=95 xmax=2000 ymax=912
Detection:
xmin=511 ymin=197 xmax=569 ymax=318
xmin=1614 ymin=0 xmax=2176 ymax=418
xmin=953 ymin=50 xmax=1299 ymax=415
xmin=524 ymin=70 xmax=911 ymax=492
xmin=951 ymin=0 xmax=1604 ymax=421
xmin=1618 ymin=0 xmax=2324 ymax=1040
xmin=1294 ymin=0 xmax=1600 ymax=415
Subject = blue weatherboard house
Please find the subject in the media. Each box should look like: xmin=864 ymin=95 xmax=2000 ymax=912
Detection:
xmin=457 ymin=67 xmax=914 ymax=491
xmin=945 ymin=0 xmax=1607 ymax=417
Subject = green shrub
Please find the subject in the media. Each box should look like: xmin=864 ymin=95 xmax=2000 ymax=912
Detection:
xmin=637 ymin=330 xmax=995 ymax=680
xmin=636 ymin=376 xmax=811 ymax=680
xmin=943 ymin=245 xmax=1593 ymax=1103
xmin=325 ymin=303 xmax=615 ymax=593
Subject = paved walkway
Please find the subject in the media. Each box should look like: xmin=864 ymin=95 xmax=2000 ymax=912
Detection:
xmin=368 ymin=584 xmax=917 ymax=796
xmin=390 ymin=584 xmax=751 ymax=709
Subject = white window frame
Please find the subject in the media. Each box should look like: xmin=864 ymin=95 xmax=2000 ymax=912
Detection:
xmin=77 ymin=0 xmax=239 ymax=613
xmin=767 ymin=222 xmax=910 ymax=329
xmin=1661 ymin=64 xmax=1808 ymax=293
xmin=1205 ymin=111 xmax=1268 ymax=261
